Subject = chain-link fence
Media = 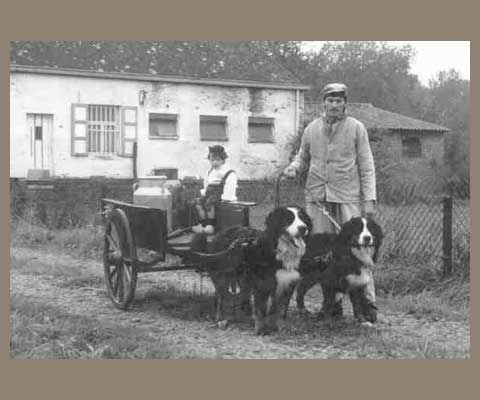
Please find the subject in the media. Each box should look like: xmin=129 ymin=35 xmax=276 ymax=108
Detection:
xmin=11 ymin=173 xmax=470 ymax=275
xmin=375 ymin=176 xmax=470 ymax=272
xmin=235 ymin=175 xmax=470 ymax=275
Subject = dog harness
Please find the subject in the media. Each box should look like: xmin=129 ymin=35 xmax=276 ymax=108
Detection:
xmin=204 ymin=169 xmax=235 ymax=206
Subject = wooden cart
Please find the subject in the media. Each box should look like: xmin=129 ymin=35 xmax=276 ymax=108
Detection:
xmin=100 ymin=198 xmax=256 ymax=309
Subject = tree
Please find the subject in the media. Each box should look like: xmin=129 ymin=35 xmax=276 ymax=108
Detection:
xmin=422 ymin=69 xmax=470 ymax=180
xmin=252 ymin=41 xmax=469 ymax=182
xmin=306 ymin=42 xmax=420 ymax=114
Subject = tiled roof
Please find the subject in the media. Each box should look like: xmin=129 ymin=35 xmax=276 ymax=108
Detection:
xmin=10 ymin=41 xmax=305 ymax=88
xmin=304 ymin=102 xmax=449 ymax=132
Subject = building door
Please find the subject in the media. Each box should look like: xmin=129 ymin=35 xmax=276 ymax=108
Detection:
xmin=27 ymin=113 xmax=53 ymax=173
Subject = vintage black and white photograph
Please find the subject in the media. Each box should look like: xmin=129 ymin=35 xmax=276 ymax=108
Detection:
xmin=9 ymin=41 xmax=470 ymax=359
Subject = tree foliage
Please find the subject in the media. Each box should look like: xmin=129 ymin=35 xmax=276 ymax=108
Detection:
xmin=424 ymin=69 xmax=470 ymax=177
xmin=257 ymin=41 xmax=469 ymax=179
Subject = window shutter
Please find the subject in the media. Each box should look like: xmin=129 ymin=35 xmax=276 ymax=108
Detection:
xmin=121 ymin=107 xmax=137 ymax=157
xmin=71 ymin=104 xmax=88 ymax=156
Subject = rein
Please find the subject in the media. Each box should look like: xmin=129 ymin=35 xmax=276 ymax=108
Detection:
xmin=311 ymin=199 xmax=342 ymax=233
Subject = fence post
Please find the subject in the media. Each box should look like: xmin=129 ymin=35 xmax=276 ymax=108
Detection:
xmin=442 ymin=196 xmax=453 ymax=276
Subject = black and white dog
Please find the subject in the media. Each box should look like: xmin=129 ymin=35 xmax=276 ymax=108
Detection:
xmin=295 ymin=217 xmax=383 ymax=323
xmin=191 ymin=206 xmax=312 ymax=335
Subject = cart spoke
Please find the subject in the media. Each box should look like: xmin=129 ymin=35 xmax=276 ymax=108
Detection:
xmin=123 ymin=261 xmax=132 ymax=282
xmin=122 ymin=264 xmax=130 ymax=293
xmin=106 ymin=232 xmax=121 ymax=254
xmin=109 ymin=266 xmax=118 ymax=281
xmin=117 ymin=267 xmax=125 ymax=301
xmin=112 ymin=268 xmax=120 ymax=297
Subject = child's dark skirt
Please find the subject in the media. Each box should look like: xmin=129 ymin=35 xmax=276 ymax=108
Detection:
xmin=196 ymin=183 xmax=223 ymax=209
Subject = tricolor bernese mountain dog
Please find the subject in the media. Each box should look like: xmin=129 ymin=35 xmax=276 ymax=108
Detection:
xmin=295 ymin=216 xmax=383 ymax=323
xmin=191 ymin=206 xmax=312 ymax=335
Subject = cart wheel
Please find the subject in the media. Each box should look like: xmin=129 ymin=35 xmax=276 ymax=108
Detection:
xmin=103 ymin=208 xmax=138 ymax=310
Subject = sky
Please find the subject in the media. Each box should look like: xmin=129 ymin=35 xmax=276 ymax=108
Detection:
xmin=300 ymin=41 xmax=470 ymax=85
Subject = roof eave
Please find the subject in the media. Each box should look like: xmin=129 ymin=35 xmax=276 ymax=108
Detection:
xmin=390 ymin=127 xmax=450 ymax=133
xmin=11 ymin=64 xmax=310 ymax=91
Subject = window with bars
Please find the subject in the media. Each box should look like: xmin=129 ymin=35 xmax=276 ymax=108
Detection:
xmin=199 ymin=115 xmax=228 ymax=141
xmin=71 ymin=104 xmax=137 ymax=157
xmin=248 ymin=117 xmax=274 ymax=143
xmin=87 ymin=105 xmax=120 ymax=154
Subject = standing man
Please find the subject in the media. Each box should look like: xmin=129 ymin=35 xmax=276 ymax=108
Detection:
xmin=283 ymin=83 xmax=377 ymax=319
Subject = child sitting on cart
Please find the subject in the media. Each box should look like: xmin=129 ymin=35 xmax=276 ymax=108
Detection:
xmin=192 ymin=145 xmax=238 ymax=235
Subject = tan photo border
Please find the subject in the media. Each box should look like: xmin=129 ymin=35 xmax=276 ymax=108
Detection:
xmin=0 ymin=0 xmax=476 ymax=399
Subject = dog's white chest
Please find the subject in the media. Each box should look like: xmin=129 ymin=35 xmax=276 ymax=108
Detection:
xmin=275 ymin=235 xmax=306 ymax=271
xmin=275 ymin=269 xmax=301 ymax=296
xmin=346 ymin=268 xmax=373 ymax=287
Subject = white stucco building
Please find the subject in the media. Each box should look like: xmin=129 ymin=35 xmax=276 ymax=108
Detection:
xmin=10 ymin=41 xmax=309 ymax=180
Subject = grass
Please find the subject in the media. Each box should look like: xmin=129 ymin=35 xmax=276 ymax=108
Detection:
xmin=381 ymin=290 xmax=467 ymax=322
xmin=10 ymin=211 xmax=470 ymax=359
xmin=10 ymin=294 xmax=179 ymax=359
xmin=11 ymin=212 xmax=469 ymax=309
xmin=11 ymin=216 xmax=104 ymax=259
xmin=351 ymin=329 xmax=467 ymax=359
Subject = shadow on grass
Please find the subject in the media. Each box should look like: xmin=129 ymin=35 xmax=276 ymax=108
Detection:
xmin=132 ymin=286 xmax=254 ymax=329
xmin=131 ymin=283 xmax=368 ymax=340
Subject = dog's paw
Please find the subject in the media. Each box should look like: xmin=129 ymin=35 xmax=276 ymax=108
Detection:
xmin=217 ymin=319 xmax=229 ymax=330
xmin=359 ymin=321 xmax=375 ymax=329
xmin=363 ymin=304 xmax=378 ymax=323
xmin=254 ymin=321 xmax=270 ymax=336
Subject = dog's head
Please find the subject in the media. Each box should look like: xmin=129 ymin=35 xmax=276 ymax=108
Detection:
xmin=265 ymin=206 xmax=312 ymax=244
xmin=264 ymin=206 xmax=312 ymax=271
xmin=338 ymin=217 xmax=383 ymax=267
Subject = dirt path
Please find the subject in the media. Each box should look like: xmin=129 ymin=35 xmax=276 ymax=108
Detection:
xmin=10 ymin=246 xmax=470 ymax=359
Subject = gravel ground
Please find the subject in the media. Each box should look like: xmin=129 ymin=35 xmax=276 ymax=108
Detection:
xmin=10 ymin=246 xmax=470 ymax=359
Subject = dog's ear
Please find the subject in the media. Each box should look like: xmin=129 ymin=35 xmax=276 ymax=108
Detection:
xmin=367 ymin=218 xmax=383 ymax=262
xmin=298 ymin=207 xmax=313 ymax=236
xmin=265 ymin=208 xmax=290 ymax=247
xmin=338 ymin=219 xmax=355 ymax=245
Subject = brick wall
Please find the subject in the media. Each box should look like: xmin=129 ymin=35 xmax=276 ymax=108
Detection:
xmin=371 ymin=129 xmax=445 ymax=192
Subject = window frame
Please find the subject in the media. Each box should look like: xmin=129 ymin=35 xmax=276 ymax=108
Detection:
xmin=248 ymin=116 xmax=275 ymax=143
xmin=199 ymin=115 xmax=228 ymax=142
xmin=402 ymin=135 xmax=422 ymax=158
xmin=148 ymin=112 xmax=179 ymax=140
xmin=71 ymin=103 xmax=137 ymax=158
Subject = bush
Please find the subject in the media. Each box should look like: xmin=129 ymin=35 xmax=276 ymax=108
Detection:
xmin=11 ymin=211 xmax=104 ymax=259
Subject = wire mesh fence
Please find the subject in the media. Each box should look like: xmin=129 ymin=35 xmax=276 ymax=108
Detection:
xmin=375 ymin=176 xmax=469 ymax=273
xmin=236 ymin=174 xmax=470 ymax=273
xmin=11 ymin=173 xmax=470 ymax=275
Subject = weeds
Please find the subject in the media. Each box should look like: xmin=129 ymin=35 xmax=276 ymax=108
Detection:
xmin=10 ymin=295 xmax=176 ymax=359
xmin=10 ymin=203 xmax=470 ymax=359
xmin=12 ymin=216 xmax=104 ymax=259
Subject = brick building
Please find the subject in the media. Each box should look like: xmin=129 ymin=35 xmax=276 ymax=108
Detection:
xmin=304 ymin=102 xmax=449 ymax=186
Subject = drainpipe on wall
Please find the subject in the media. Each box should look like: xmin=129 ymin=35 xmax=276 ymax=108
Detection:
xmin=294 ymin=89 xmax=300 ymax=135
xmin=132 ymin=141 xmax=138 ymax=179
